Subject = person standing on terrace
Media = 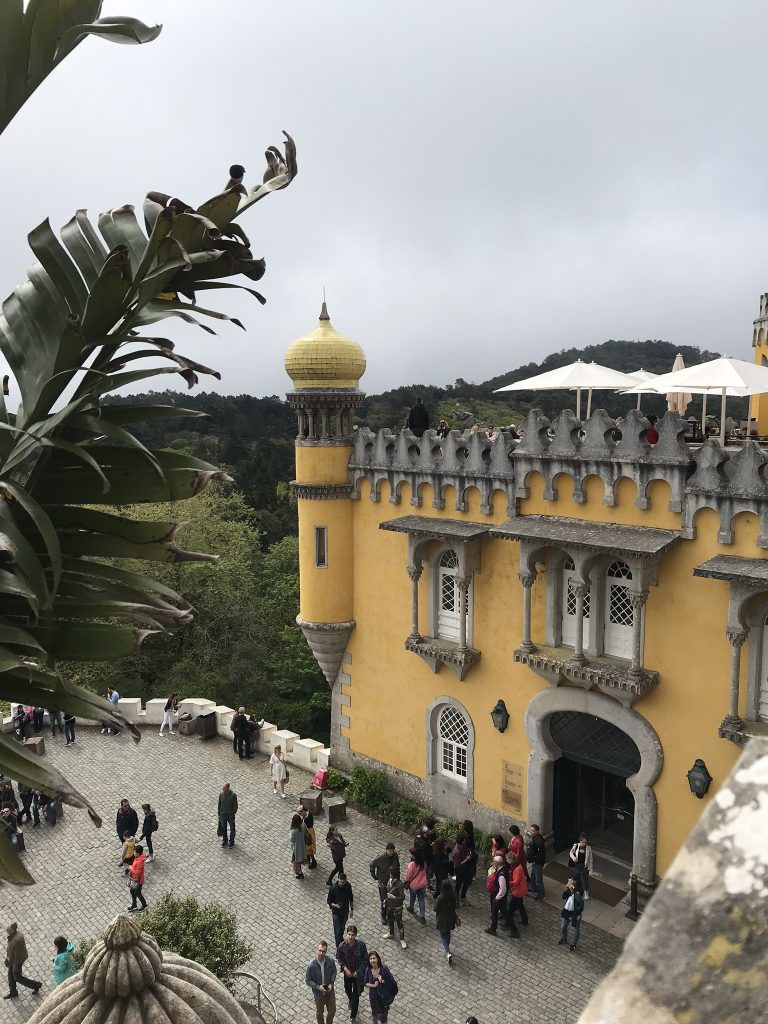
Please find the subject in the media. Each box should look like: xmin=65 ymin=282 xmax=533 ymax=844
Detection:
xmin=406 ymin=396 xmax=430 ymax=437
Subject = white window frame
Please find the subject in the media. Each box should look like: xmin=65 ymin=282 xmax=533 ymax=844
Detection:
xmin=561 ymin=556 xmax=590 ymax=649
xmin=604 ymin=560 xmax=634 ymax=659
xmin=437 ymin=705 xmax=469 ymax=781
xmin=432 ymin=547 xmax=473 ymax=644
xmin=314 ymin=526 xmax=328 ymax=569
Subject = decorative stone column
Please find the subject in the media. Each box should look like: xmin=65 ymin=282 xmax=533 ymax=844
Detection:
xmin=457 ymin=578 xmax=470 ymax=652
xmin=407 ymin=565 xmax=423 ymax=640
xmin=519 ymin=571 xmax=536 ymax=651
xmin=723 ymin=626 xmax=748 ymax=729
xmin=571 ymin=582 xmax=589 ymax=664
xmin=629 ymin=591 xmax=649 ymax=676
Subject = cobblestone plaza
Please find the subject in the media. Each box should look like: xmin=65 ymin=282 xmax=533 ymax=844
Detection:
xmin=2 ymin=729 xmax=623 ymax=1024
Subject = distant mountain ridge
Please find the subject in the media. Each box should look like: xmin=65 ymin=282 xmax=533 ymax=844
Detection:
xmin=360 ymin=338 xmax=732 ymax=429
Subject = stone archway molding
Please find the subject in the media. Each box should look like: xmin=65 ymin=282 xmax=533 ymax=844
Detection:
xmin=524 ymin=688 xmax=663 ymax=888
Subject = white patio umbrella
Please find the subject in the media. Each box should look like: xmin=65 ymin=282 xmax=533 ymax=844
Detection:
xmin=494 ymin=359 xmax=637 ymax=419
xmin=666 ymin=353 xmax=692 ymax=416
xmin=622 ymin=356 xmax=766 ymax=444
xmin=625 ymin=368 xmax=659 ymax=411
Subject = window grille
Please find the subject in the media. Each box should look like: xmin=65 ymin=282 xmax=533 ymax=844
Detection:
xmin=438 ymin=705 xmax=469 ymax=780
xmin=604 ymin=560 xmax=633 ymax=657
xmin=437 ymin=549 xmax=465 ymax=641
xmin=562 ymin=556 xmax=589 ymax=648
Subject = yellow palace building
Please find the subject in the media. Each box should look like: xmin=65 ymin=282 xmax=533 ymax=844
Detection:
xmin=285 ymin=299 xmax=768 ymax=902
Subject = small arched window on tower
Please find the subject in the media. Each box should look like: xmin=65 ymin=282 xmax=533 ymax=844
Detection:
xmin=604 ymin=560 xmax=633 ymax=658
xmin=561 ymin=556 xmax=590 ymax=649
xmin=438 ymin=705 xmax=469 ymax=780
xmin=437 ymin=549 xmax=463 ymax=641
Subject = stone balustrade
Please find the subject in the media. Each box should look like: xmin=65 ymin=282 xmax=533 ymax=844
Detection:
xmin=1 ymin=699 xmax=331 ymax=771
xmin=349 ymin=409 xmax=768 ymax=546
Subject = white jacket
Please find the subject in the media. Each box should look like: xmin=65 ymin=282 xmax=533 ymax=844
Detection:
xmin=569 ymin=842 xmax=593 ymax=872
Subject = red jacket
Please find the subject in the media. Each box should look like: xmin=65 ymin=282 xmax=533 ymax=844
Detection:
xmin=511 ymin=863 xmax=528 ymax=898
xmin=129 ymin=853 xmax=146 ymax=885
xmin=509 ymin=835 xmax=525 ymax=864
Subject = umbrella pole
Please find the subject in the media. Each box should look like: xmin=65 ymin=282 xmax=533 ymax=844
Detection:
xmin=701 ymin=392 xmax=707 ymax=433
xmin=720 ymin=388 xmax=727 ymax=445
xmin=636 ymin=392 xmax=641 ymax=411
xmin=576 ymin=389 xmax=581 ymax=420
xmin=587 ymin=388 xmax=593 ymax=418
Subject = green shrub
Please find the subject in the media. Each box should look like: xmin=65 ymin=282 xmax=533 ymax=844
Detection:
xmin=72 ymin=938 xmax=96 ymax=969
xmin=435 ymin=817 xmax=462 ymax=840
xmin=326 ymin=768 xmax=348 ymax=791
xmin=348 ymin=766 xmax=389 ymax=808
xmin=138 ymin=893 xmax=252 ymax=989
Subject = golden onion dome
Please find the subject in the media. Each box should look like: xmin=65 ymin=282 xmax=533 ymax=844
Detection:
xmin=27 ymin=915 xmax=251 ymax=1024
xmin=284 ymin=302 xmax=366 ymax=389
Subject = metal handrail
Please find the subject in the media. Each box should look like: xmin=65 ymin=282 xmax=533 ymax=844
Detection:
xmin=232 ymin=971 xmax=278 ymax=1024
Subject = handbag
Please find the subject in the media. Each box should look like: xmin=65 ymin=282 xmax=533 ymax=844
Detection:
xmin=128 ymin=878 xmax=140 ymax=892
xmin=284 ymin=769 xmax=290 ymax=782
xmin=217 ymin=821 xmax=224 ymax=838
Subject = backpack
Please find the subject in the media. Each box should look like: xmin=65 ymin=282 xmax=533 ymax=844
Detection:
xmin=485 ymin=867 xmax=497 ymax=893
xmin=153 ymin=815 xmax=159 ymax=832
xmin=573 ymin=890 xmax=584 ymax=915
xmin=525 ymin=842 xmax=536 ymax=864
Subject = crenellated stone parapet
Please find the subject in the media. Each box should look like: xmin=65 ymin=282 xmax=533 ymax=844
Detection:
xmin=349 ymin=410 xmax=768 ymax=546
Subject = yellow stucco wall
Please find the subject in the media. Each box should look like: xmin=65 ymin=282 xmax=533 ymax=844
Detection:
xmin=295 ymin=440 xmax=768 ymax=878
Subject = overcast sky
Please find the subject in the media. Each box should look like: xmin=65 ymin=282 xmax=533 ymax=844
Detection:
xmin=1 ymin=0 xmax=767 ymax=398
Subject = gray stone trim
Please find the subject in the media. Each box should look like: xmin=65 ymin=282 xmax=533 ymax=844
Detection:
xmin=490 ymin=516 xmax=681 ymax=560
xmin=290 ymin=481 xmax=353 ymax=500
xmin=425 ymin=695 xmax=476 ymax=807
xmin=514 ymin=645 xmax=658 ymax=705
xmin=694 ymin=554 xmax=768 ymax=586
xmin=297 ymin=617 xmax=355 ymax=687
xmin=524 ymin=687 xmax=663 ymax=887
xmin=404 ymin=636 xmax=481 ymax=680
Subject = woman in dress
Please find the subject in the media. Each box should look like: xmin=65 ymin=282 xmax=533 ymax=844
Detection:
xmin=269 ymin=744 xmax=288 ymax=799
xmin=290 ymin=812 xmax=307 ymax=879
xmin=434 ymin=878 xmax=459 ymax=964
xmin=298 ymin=804 xmax=317 ymax=868
xmin=363 ymin=950 xmax=398 ymax=1023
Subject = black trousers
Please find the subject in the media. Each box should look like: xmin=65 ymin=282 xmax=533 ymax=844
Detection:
xmin=507 ymin=895 xmax=528 ymax=927
xmin=130 ymin=883 xmax=147 ymax=909
xmin=489 ymin=894 xmax=505 ymax=931
xmin=64 ymin=719 xmax=75 ymax=743
xmin=343 ymin=975 xmax=360 ymax=1018
xmin=326 ymin=859 xmax=344 ymax=885
xmin=7 ymin=964 xmax=39 ymax=994
xmin=237 ymin=734 xmax=247 ymax=759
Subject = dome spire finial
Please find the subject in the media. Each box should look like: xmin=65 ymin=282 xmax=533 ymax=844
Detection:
xmin=320 ymin=285 xmax=330 ymax=321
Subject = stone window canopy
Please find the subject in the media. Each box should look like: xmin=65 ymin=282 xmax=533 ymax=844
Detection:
xmin=693 ymin=554 xmax=768 ymax=746
xmin=380 ymin=515 xmax=482 ymax=680
xmin=488 ymin=516 xmax=682 ymax=561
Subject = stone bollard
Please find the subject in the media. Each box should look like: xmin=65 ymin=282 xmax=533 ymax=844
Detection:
xmin=23 ymin=736 xmax=45 ymax=756
xmin=326 ymin=797 xmax=347 ymax=824
xmin=300 ymin=790 xmax=323 ymax=816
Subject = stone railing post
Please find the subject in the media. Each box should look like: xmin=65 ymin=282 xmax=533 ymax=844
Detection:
xmin=519 ymin=571 xmax=536 ymax=651
xmin=407 ymin=565 xmax=423 ymax=640
xmin=572 ymin=582 xmax=589 ymax=664
xmin=457 ymin=578 xmax=470 ymax=652
xmin=629 ymin=592 xmax=649 ymax=676
xmin=724 ymin=626 xmax=748 ymax=727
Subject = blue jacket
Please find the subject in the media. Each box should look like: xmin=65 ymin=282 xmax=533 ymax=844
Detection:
xmin=336 ymin=938 xmax=369 ymax=984
xmin=305 ymin=955 xmax=337 ymax=993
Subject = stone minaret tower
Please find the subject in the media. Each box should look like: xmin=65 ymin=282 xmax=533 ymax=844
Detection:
xmin=284 ymin=303 xmax=366 ymax=686
xmin=752 ymin=293 xmax=768 ymax=435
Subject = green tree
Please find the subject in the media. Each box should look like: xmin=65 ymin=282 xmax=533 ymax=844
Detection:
xmin=0 ymin=1 xmax=297 ymax=883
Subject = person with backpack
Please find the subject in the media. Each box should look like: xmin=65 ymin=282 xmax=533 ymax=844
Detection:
xmin=370 ymin=842 xmax=400 ymax=925
xmin=559 ymin=876 xmax=584 ymax=950
xmin=525 ymin=824 xmax=546 ymax=900
xmin=138 ymin=803 xmax=159 ymax=862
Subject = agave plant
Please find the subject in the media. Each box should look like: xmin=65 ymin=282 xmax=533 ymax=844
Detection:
xmin=0 ymin=1 xmax=297 ymax=883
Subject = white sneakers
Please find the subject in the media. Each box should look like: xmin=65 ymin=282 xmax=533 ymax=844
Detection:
xmin=446 ymin=952 xmax=452 ymax=963
xmin=382 ymin=931 xmax=392 ymax=939
xmin=400 ymin=940 xmax=408 ymax=950
xmin=584 ymin=892 xmax=590 ymax=900
xmin=280 ymin=793 xmax=286 ymax=799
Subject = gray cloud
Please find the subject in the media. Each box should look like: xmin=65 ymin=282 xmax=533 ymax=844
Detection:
xmin=0 ymin=0 xmax=765 ymax=400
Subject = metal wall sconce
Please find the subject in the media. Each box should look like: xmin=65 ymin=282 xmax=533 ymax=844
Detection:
xmin=686 ymin=758 xmax=713 ymax=799
xmin=490 ymin=699 xmax=510 ymax=733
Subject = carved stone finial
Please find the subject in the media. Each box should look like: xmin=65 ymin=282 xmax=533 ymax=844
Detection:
xmin=726 ymin=441 xmax=768 ymax=498
xmin=296 ymin=617 xmax=355 ymax=687
xmin=319 ymin=300 xmax=330 ymax=321
xmin=652 ymin=411 xmax=691 ymax=462
xmin=514 ymin=408 xmax=551 ymax=455
xmin=580 ymin=409 xmax=617 ymax=458
xmin=549 ymin=409 xmax=582 ymax=457
xmin=615 ymin=410 xmax=651 ymax=460
xmin=687 ymin=439 xmax=730 ymax=492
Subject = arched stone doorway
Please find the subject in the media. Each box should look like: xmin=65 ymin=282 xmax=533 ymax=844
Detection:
xmin=524 ymin=688 xmax=663 ymax=888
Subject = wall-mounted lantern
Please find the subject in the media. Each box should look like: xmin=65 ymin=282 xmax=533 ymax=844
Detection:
xmin=686 ymin=758 xmax=713 ymax=799
xmin=490 ymin=699 xmax=510 ymax=733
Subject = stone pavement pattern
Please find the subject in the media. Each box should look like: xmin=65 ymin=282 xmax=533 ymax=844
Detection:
xmin=0 ymin=729 xmax=623 ymax=1024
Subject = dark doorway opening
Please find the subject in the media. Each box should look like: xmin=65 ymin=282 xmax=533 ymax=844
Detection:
xmin=550 ymin=711 xmax=639 ymax=865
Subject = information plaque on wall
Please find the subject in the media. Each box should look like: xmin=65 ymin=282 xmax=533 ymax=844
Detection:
xmin=501 ymin=760 xmax=523 ymax=815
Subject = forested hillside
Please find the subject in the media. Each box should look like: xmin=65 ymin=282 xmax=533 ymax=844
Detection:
xmin=105 ymin=338 xmax=727 ymax=738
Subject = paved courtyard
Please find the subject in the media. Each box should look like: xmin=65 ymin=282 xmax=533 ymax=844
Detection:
xmin=1 ymin=728 xmax=623 ymax=1024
